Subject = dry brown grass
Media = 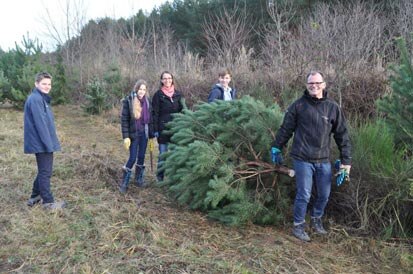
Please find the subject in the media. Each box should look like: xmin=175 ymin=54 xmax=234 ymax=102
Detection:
xmin=0 ymin=105 xmax=411 ymax=273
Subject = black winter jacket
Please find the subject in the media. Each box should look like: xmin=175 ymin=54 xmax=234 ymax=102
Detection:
xmin=273 ymin=90 xmax=351 ymax=165
xmin=121 ymin=93 xmax=154 ymax=140
xmin=151 ymin=89 xmax=184 ymax=144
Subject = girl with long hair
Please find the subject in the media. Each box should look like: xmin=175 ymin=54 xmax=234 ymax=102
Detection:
xmin=119 ymin=79 xmax=154 ymax=193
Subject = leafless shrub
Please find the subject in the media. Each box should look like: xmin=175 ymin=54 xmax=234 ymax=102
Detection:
xmin=261 ymin=1 xmax=390 ymax=116
xmin=202 ymin=6 xmax=252 ymax=66
xmin=261 ymin=1 xmax=298 ymax=93
xmin=201 ymin=6 xmax=261 ymax=99
xmin=117 ymin=18 xmax=150 ymax=84
xmin=390 ymin=0 xmax=413 ymax=41
xmin=172 ymin=51 xmax=207 ymax=106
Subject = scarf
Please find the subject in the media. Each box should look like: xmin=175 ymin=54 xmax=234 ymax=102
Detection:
xmin=136 ymin=96 xmax=150 ymax=132
xmin=140 ymin=96 xmax=150 ymax=124
xmin=161 ymin=85 xmax=175 ymax=98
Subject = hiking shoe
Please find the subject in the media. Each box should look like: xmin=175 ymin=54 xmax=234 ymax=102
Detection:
xmin=43 ymin=201 xmax=67 ymax=210
xmin=136 ymin=182 xmax=147 ymax=188
xmin=292 ymin=223 xmax=311 ymax=242
xmin=310 ymin=217 xmax=328 ymax=235
xmin=119 ymin=184 xmax=128 ymax=194
xmin=27 ymin=195 xmax=41 ymax=207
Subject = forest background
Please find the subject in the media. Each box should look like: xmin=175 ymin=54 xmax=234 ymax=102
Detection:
xmin=0 ymin=0 xmax=412 ymax=272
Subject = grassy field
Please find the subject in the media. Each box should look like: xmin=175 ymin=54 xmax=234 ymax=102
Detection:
xmin=0 ymin=105 xmax=411 ymax=273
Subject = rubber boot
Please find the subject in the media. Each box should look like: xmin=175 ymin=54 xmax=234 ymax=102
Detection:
xmin=119 ymin=167 xmax=132 ymax=193
xmin=156 ymin=172 xmax=164 ymax=182
xmin=135 ymin=165 xmax=146 ymax=187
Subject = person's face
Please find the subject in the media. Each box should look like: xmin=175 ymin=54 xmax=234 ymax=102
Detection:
xmin=218 ymin=74 xmax=231 ymax=88
xmin=161 ymin=73 xmax=173 ymax=88
xmin=35 ymin=78 xmax=52 ymax=94
xmin=137 ymin=84 xmax=146 ymax=98
xmin=306 ymin=73 xmax=326 ymax=99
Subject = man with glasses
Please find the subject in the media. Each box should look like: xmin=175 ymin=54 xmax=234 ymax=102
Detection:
xmin=271 ymin=71 xmax=351 ymax=241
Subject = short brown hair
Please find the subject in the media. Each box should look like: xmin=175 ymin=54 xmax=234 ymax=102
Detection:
xmin=218 ymin=68 xmax=231 ymax=77
xmin=35 ymin=72 xmax=52 ymax=83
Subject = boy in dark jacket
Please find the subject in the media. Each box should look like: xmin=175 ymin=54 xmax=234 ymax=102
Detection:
xmin=208 ymin=68 xmax=237 ymax=103
xmin=24 ymin=72 xmax=66 ymax=209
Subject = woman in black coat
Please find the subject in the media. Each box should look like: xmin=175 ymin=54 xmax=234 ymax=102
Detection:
xmin=151 ymin=71 xmax=184 ymax=181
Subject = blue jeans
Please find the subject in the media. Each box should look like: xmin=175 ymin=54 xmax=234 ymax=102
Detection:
xmin=157 ymin=143 xmax=168 ymax=178
xmin=125 ymin=131 xmax=148 ymax=169
xmin=293 ymin=160 xmax=332 ymax=225
xmin=32 ymin=152 xmax=54 ymax=203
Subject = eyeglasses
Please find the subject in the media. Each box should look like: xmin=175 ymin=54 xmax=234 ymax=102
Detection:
xmin=307 ymin=82 xmax=324 ymax=85
xmin=162 ymin=77 xmax=172 ymax=80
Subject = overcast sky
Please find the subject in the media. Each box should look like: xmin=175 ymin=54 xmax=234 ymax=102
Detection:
xmin=0 ymin=0 xmax=168 ymax=51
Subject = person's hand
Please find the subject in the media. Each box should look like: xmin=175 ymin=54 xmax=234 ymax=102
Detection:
xmin=271 ymin=147 xmax=283 ymax=165
xmin=340 ymin=164 xmax=351 ymax=175
xmin=123 ymin=138 xmax=131 ymax=150
xmin=334 ymin=160 xmax=350 ymax=186
xmin=154 ymin=132 xmax=159 ymax=138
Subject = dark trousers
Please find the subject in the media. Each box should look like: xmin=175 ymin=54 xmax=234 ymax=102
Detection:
xmin=125 ymin=131 xmax=148 ymax=169
xmin=31 ymin=152 xmax=54 ymax=203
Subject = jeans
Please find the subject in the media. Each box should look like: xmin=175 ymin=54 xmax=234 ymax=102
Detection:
xmin=125 ymin=131 xmax=148 ymax=169
xmin=157 ymin=143 xmax=168 ymax=178
xmin=293 ymin=159 xmax=332 ymax=225
xmin=32 ymin=152 xmax=54 ymax=204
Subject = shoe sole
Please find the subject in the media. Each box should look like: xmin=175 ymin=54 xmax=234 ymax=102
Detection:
xmin=43 ymin=201 xmax=67 ymax=210
xmin=293 ymin=234 xmax=311 ymax=242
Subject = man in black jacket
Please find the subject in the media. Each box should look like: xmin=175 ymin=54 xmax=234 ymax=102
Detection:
xmin=271 ymin=71 xmax=351 ymax=241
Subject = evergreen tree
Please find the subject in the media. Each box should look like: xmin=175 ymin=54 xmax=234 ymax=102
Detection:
xmin=0 ymin=70 xmax=10 ymax=104
xmin=0 ymin=36 xmax=50 ymax=108
xmin=377 ymin=37 xmax=413 ymax=151
xmin=82 ymin=77 xmax=109 ymax=115
xmin=161 ymin=96 xmax=294 ymax=226
xmin=103 ymin=63 xmax=126 ymax=106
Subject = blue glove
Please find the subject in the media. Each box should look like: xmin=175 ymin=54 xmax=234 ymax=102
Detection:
xmin=271 ymin=147 xmax=283 ymax=165
xmin=154 ymin=132 xmax=159 ymax=138
xmin=334 ymin=159 xmax=349 ymax=186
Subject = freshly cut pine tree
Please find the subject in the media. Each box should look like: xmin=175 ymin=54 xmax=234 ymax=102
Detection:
xmin=161 ymin=96 xmax=294 ymax=226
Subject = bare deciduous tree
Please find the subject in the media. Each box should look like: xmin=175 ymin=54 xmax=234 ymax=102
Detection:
xmin=261 ymin=1 xmax=389 ymax=115
xmin=202 ymin=6 xmax=252 ymax=67
xmin=262 ymin=1 xmax=297 ymax=93
xmin=40 ymin=0 xmax=88 ymax=86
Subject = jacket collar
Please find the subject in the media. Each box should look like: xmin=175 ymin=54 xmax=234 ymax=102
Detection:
xmin=34 ymin=88 xmax=51 ymax=104
xmin=303 ymin=89 xmax=327 ymax=103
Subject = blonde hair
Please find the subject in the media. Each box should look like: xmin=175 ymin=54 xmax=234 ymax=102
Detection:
xmin=132 ymin=80 xmax=147 ymax=120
